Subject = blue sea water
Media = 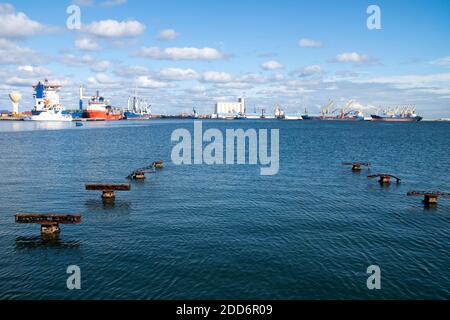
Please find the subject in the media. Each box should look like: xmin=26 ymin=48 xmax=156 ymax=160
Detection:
xmin=0 ymin=120 xmax=449 ymax=300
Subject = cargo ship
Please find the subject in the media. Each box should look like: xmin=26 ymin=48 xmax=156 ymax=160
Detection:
xmin=82 ymin=90 xmax=122 ymax=120
xmin=24 ymin=80 xmax=73 ymax=122
xmin=371 ymin=107 xmax=422 ymax=122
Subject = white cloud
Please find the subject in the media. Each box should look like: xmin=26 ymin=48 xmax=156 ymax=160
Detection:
xmin=60 ymin=54 xmax=110 ymax=73
xmin=353 ymin=72 xmax=450 ymax=87
xmin=157 ymin=29 xmax=180 ymax=41
xmin=90 ymin=60 xmax=111 ymax=72
xmin=261 ymin=60 xmax=284 ymax=70
xmin=113 ymin=65 xmax=149 ymax=78
xmin=159 ymin=68 xmax=199 ymax=80
xmin=134 ymin=47 xmax=225 ymax=61
xmin=5 ymin=65 xmax=58 ymax=87
xmin=299 ymin=38 xmax=322 ymax=48
xmin=334 ymin=52 xmax=376 ymax=64
xmin=431 ymin=56 xmax=450 ymax=66
xmin=17 ymin=65 xmax=50 ymax=75
xmin=237 ymin=73 xmax=268 ymax=84
xmin=0 ymin=4 xmax=47 ymax=38
xmin=75 ymin=37 xmax=101 ymax=51
xmin=291 ymin=65 xmax=323 ymax=77
xmin=135 ymin=76 xmax=172 ymax=89
xmin=187 ymin=85 xmax=207 ymax=94
xmin=84 ymin=19 xmax=146 ymax=38
xmin=201 ymin=71 xmax=234 ymax=83
xmin=88 ymin=73 xmax=118 ymax=85
xmin=0 ymin=38 xmax=43 ymax=65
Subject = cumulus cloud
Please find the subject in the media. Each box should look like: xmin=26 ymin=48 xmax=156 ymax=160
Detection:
xmin=261 ymin=60 xmax=284 ymax=70
xmin=86 ymin=73 xmax=120 ymax=87
xmin=0 ymin=4 xmax=48 ymax=38
xmin=135 ymin=76 xmax=172 ymax=89
xmin=4 ymin=65 xmax=54 ymax=87
xmin=75 ymin=37 xmax=101 ymax=51
xmin=201 ymin=71 xmax=234 ymax=83
xmin=84 ymin=19 xmax=146 ymax=38
xmin=157 ymin=29 xmax=180 ymax=41
xmin=90 ymin=60 xmax=111 ymax=72
xmin=187 ymin=85 xmax=207 ymax=94
xmin=159 ymin=68 xmax=199 ymax=81
xmin=352 ymin=72 xmax=450 ymax=88
xmin=133 ymin=47 xmax=225 ymax=61
xmin=291 ymin=65 xmax=323 ymax=78
xmin=60 ymin=54 xmax=111 ymax=73
xmin=299 ymin=38 xmax=322 ymax=48
xmin=333 ymin=52 xmax=377 ymax=65
xmin=0 ymin=38 xmax=43 ymax=65
xmin=113 ymin=65 xmax=149 ymax=78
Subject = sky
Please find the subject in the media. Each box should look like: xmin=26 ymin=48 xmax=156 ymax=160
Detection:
xmin=0 ymin=0 xmax=449 ymax=118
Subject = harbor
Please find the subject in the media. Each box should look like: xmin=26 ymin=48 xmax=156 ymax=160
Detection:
xmin=1 ymin=0 xmax=449 ymax=305
xmin=0 ymin=79 xmax=432 ymax=123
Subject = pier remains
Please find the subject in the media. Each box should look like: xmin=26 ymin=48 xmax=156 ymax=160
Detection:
xmin=368 ymin=174 xmax=401 ymax=185
xmin=407 ymin=191 xmax=450 ymax=205
xmin=342 ymin=162 xmax=371 ymax=171
xmin=85 ymin=184 xmax=131 ymax=201
xmin=15 ymin=214 xmax=81 ymax=237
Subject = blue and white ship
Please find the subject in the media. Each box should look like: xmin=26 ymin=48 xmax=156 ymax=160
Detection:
xmin=24 ymin=80 xmax=72 ymax=122
xmin=123 ymin=91 xmax=152 ymax=120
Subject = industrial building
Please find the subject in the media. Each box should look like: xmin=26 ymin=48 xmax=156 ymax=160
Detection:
xmin=215 ymin=97 xmax=246 ymax=115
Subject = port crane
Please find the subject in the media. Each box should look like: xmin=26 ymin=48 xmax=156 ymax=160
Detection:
xmin=320 ymin=100 xmax=335 ymax=117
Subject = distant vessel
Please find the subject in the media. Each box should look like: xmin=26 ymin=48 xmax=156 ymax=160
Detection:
xmin=275 ymin=105 xmax=303 ymax=120
xmin=371 ymin=106 xmax=422 ymax=122
xmin=83 ymin=91 xmax=122 ymax=120
xmin=124 ymin=91 xmax=152 ymax=120
xmin=24 ymin=80 xmax=72 ymax=122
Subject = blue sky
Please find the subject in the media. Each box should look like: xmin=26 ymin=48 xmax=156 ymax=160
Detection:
xmin=0 ymin=0 xmax=449 ymax=117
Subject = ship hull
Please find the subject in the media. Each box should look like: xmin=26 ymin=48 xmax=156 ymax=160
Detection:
xmin=371 ymin=115 xmax=422 ymax=122
xmin=83 ymin=110 xmax=122 ymax=120
xmin=123 ymin=112 xmax=152 ymax=120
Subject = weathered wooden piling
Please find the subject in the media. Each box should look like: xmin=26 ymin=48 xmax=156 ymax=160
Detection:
xmin=368 ymin=174 xmax=401 ymax=185
xmin=15 ymin=214 xmax=81 ymax=237
xmin=342 ymin=162 xmax=371 ymax=171
xmin=85 ymin=184 xmax=131 ymax=201
xmin=407 ymin=191 xmax=450 ymax=205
